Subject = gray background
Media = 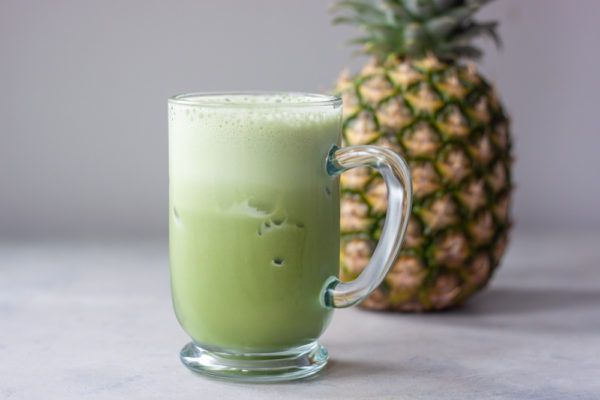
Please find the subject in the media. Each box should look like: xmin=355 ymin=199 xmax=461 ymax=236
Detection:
xmin=1 ymin=0 xmax=599 ymax=239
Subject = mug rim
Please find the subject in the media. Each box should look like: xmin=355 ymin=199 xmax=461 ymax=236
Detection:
xmin=168 ymin=91 xmax=342 ymax=108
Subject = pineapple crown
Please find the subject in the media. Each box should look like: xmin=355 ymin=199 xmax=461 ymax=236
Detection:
xmin=331 ymin=0 xmax=500 ymax=62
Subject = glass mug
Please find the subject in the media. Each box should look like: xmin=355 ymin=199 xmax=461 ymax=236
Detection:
xmin=168 ymin=92 xmax=412 ymax=382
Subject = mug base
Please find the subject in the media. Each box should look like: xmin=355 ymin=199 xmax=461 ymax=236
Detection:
xmin=180 ymin=341 xmax=328 ymax=382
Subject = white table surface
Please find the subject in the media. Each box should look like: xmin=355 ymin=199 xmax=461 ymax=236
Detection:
xmin=1 ymin=231 xmax=599 ymax=400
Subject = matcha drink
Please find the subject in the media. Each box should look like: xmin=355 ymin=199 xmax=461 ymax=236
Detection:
xmin=169 ymin=93 xmax=342 ymax=353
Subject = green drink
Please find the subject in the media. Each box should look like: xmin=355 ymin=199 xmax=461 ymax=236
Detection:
xmin=168 ymin=92 xmax=412 ymax=382
xmin=169 ymin=93 xmax=341 ymax=352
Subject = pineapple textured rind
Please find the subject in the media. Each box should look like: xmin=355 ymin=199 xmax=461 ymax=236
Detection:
xmin=336 ymin=55 xmax=512 ymax=311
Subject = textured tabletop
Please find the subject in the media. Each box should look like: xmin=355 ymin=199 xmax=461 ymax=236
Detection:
xmin=1 ymin=231 xmax=599 ymax=400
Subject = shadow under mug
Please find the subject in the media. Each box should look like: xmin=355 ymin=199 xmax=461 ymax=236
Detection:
xmin=168 ymin=92 xmax=412 ymax=382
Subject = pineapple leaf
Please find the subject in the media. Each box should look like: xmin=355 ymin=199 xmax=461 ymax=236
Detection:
xmin=473 ymin=0 xmax=496 ymax=6
xmin=403 ymin=0 xmax=437 ymax=19
xmin=478 ymin=21 xmax=502 ymax=47
xmin=441 ymin=44 xmax=483 ymax=58
xmin=404 ymin=22 xmax=428 ymax=42
xmin=331 ymin=1 xmax=390 ymax=27
xmin=382 ymin=1 xmax=413 ymax=19
xmin=431 ymin=0 xmax=462 ymax=12
xmin=332 ymin=16 xmax=368 ymax=26
xmin=332 ymin=0 xmax=500 ymax=60
xmin=360 ymin=22 xmax=402 ymax=35
xmin=425 ymin=16 xmax=462 ymax=39
xmin=453 ymin=21 xmax=501 ymax=48
xmin=443 ymin=3 xmax=482 ymax=23
xmin=424 ymin=2 xmax=487 ymax=41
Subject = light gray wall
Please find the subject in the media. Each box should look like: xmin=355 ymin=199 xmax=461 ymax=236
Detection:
xmin=1 ymin=0 xmax=599 ymax=239
xmin=478 ymin=1 xmax=600 ymax=231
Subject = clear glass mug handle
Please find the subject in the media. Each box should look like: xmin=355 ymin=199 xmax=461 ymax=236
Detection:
xmin=323 ymin=145 xmax=413 ymax=308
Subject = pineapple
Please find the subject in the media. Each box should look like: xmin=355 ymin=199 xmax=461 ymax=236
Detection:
xmin=333 ymin=0 xmax=512 ymax=311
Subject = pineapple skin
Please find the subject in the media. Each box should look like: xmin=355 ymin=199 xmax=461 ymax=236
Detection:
xmin=336 ymin=55 xmax=512 ymax=312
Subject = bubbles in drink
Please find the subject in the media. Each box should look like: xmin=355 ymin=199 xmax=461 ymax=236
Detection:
xmin=247 ymin=198 xmax=275 ymax=216
xmin=271 ymin=211 xmax=286 ymax=226
xmin=172 ymin=207 xmax=182 ymax=226
xmin=225 ymin=199 xmax=274 ymax=218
